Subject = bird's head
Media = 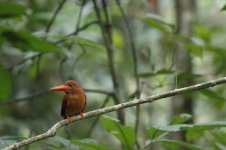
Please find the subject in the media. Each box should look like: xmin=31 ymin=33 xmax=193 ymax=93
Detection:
xmin=51 ymin=80 xmax=80 ymax=93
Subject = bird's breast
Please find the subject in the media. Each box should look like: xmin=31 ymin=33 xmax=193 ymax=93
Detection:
xmin=65 ymin=91 xmax=86 ymax=116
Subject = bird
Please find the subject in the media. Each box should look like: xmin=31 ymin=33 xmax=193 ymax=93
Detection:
xmin=51 ymin=80 xmax=86 ymax=123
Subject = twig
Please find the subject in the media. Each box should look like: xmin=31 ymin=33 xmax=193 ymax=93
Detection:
xmin=68 ymin=20 xmax=99 ymax=36
xmin=114 ymin=0 xmax=141 ymax=133
xmin=0 ymin=88 xmax=112 ymax=107
xmin=0 ymin=90 xmax=50 ymax=106
xmin=4 ymin=77 xmax=226 ymax=150
xmin=7 ymin=53 xmax=42 ymax=71
xmin=7 ymin=20 xmax=98 ymax=72
xmin=8 ymin=0 xmax=66 ymax=71
xmin=115 ymin=1 xmax=140 ymax=147
xmin=74 ymin=0 xmax=86 ymax=32
xmin=45 ymin=0 xmax=67 ymax=36
xmin=84 ymin=88 xmax=113 ymax=95
xmin=92 ymin=0 xmax=125 ymax=124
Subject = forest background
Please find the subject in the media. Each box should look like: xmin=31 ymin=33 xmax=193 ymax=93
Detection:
xmin=1 ymin=0 xmax=226 ymax=150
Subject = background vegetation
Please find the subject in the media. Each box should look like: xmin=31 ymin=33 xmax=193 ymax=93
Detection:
xmin=1 ymin=0 xmax=226 ymax=149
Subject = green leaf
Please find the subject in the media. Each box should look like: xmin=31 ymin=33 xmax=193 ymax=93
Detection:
xmin=170 ymin=113 xmax=192 ymax=125
xmin=46 ymin=136 xmax=69 ymax=146
xmin=143 ymin=14 xmax=174 ymax=33
xmin=100 ymin=116 xmax=136 ymax=150
xmin=148 ymin=121 xmax=226 ymax=141
xmin=206 ymin=45 xmax=226 ymax=56
xmin=148 ymin=114 xmax=192 ymax=140
xmin=0 ymin=2 xmax=26 ymax=19
xmin=221 ymin=4 xmax=226 ymax=11
xmin=144 ymin=18 xmax=170 ymax=33
xmin=201 ymin=89 xmax=226 ymax=108
xmin=0 ymin=27 xmax=62 ymax=53
xmin=212 ymin=132 xmax=226 ymax=145
xmin=177 ymin=72 xmax=201 ymax=81
xmin=138 ymin=69 xmax=174 ymax=78
xmin=0 ymin=136 xmax=25 ymax=149
xmin=176 ymin=72 xmax=201 ymax=87
xmin=201 ymin=89 xmax=226 ymax=101
xmin=194 ymin=26 xmax=211 ymax=42
xmin=71 ymin=139 xmax=108 ymax=150
xmin=214 ymin=143 xmax=226 ymax=150
xmin=185 ymin=121 xmax=226 ymax=141
xmin=150 ymin=124 xmax=192 ymax=133
xmin=147 ymin=127 xmax=168 ymax=140
xmin=0 ymin=63 xmax=12 ymax=100
xmin=158 ymin=139 xmax=202 ymax=150
xmin=73 ymin=37 xmax=105 ymax=51
xmin=184 ymin=43 xmax=203 ymax=58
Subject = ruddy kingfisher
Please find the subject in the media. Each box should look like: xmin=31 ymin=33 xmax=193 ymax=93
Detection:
xmin=51 ymin=80 xmax=86 ymax=123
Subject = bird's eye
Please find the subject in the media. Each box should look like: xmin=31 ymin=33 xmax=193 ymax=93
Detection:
xmin=68 ymin=84 xmax=72 ymax=87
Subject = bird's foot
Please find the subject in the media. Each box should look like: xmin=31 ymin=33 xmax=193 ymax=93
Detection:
xmin=66 ymin=116 xmax=72 ymax=124
xmin=80 ymin=112 xmax=84 ymax=118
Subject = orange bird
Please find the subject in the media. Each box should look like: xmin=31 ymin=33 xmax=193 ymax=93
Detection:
xmin=51 ymin=80 xmax=86 ymax=123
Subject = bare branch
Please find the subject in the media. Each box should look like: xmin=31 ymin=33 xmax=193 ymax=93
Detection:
xmin=92 ymin=0 xmax=125 ymax=124
xmin=115 ymin=1 xmax=140 ymax=147
xmin=0 ymin=90 xmax=49 ymax=106
xmin=84 ymin=88 xmax=113 ymax=95
xmin=0 ymin=88 xmax=111 ymax=107
xmin=45 ymin=0 xmax=67 ymax=36
xmin=68 ymin=20 xmax=99 ymax=36
xmin=3 ymin=77 xmax=226 ymax=150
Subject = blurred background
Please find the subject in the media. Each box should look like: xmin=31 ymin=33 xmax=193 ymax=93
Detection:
xmin=1 ymin=0 xmax=226 ymax=149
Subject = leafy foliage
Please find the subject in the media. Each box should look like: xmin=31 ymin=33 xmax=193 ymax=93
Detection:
xmin=71 ymin=139 xmax=108 ymax=150
xmin=138 ymin=69 xmax=174 ymax=78
xmin=0 ymin=2 xmax=26 ymax=19
xmin=0 ymin=27 xmax=62 ymax=53
xmin=0 ymin=63 xmax=11 ymax=100
xmin=157 ymin=139 xmax=202 ymax=150
xmin=72 ymin=37 xmax=105 ymax=52
xmin=0 ymin=0 xmax=226 ymax=150
xmin=148 ymin=113 xmax=192 ymax=140
xmin=0 ymin=136 xmax=25 ymax=149
xmin=147 ymin=120 xmax=226 ymax=149
xmin=100 ymin=116 xmax=136 ymax=150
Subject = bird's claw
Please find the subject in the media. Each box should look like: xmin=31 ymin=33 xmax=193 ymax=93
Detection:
xmin=66 ymin=116 xmax=72 ymax=124
xmin=80 ymin=112 xmax=84 ymax=118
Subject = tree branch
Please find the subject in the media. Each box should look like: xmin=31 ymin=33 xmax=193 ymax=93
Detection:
xmin=4 ymin=77 xmax=226 ymax=150
xmin=45 ymin=0 xmax=67 ymax=36
xmin=92 ymin=0 xmax=125 ymax=124
xmin=0 ymin=90 xmax=50 ymax=106
xmin=115 ymin=0 xmax=141 ymax=147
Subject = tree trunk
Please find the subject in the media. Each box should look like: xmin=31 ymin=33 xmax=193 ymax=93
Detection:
xmin=172 ymin=0 xmax=197 ymax=146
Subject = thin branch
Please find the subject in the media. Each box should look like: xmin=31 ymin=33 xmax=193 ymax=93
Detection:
xmin=84 ymin=88 xmax=113 ymax=95
xmin=115 ymin=0 xmax=139 ymax=90
xmin=7 ymin=53 xmax=42 ymax=71
xmin=0 ymin=90 xmax=49 ymax=106
xmin=74 ymin=0 xmax=86 ymax=32
xmin=71 ymin=44 xmax=87 ymax=70
xmin=68 ymin=20 xmax=99 ymax=36
xmin=115 ymin=1 xmax=140 ymax=147
xmin=45 ymin=0 xmax=67 ymax=36
xmin=115 ymin=0 xmax=141 ymax=133
xmin=8 ymin=20 xmax=98 ymax=71
xmin=0 ymin=88 xmax=111 ymax=107
xmin=4 ymin=77 xmax=226 ymax=150
xmin=92 ymin=0 xmax=125 ymax=124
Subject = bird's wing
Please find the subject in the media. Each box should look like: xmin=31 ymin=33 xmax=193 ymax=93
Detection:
xmin=81 ymin=93 xmax=87 ymax=113
xmin=61 ymin=95 xmax=67 ymax=119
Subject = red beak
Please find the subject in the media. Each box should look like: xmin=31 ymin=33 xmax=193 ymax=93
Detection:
xmin=51 ymin=85 xmax=68 ymax=91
